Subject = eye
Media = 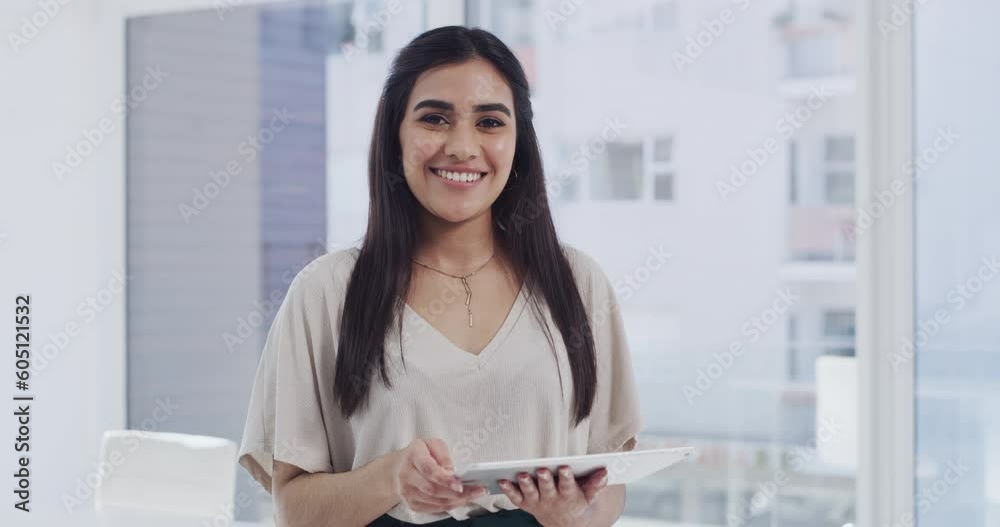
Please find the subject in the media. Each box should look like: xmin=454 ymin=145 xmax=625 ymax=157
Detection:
xmin=419 ymin=114 xmax=449 ymax=126
xmin=479 ymin=117 xmax=505 ymax=129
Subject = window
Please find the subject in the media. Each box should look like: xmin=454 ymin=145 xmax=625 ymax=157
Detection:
xmin=301 ymin=5 xmax=328 ymax=51
xmin=915 ymin=3 xmax=1000 ymax=525
xmin=466 ymin=1 xmax=858 ymax=524
xmin=823 ymin=135 xmax=855 ymax=204
xmin=654 ymin=173 xmax=674 ymax=201
xmin=591 ymin=142 xmax=643 ymax=200
xmin=589 ymin=137 xmax=675 ymax=202
xmin=822 ymin=309 xmax=855 ymax=357
xmin=652 ymin=136 xmax=675 ymax=201
xmin=779 ymin=0 xmax=854 ymax=79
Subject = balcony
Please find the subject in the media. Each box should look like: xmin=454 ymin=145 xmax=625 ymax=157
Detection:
xmin=782 ymin=205 xmax=856 ymax=282
xmin=774 ymin=2 xmax=855 ymax=98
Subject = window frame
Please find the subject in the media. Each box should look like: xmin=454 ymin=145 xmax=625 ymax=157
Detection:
xmin=587 ymin=135 xmax=676 ymax=203
xmin=856 ymin=0 xmax=916 ymax=525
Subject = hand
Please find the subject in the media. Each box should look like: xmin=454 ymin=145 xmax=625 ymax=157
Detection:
xmin=392 ymin=438 xmax=488 ymax=514
xmin=498 ymin=465 xmax=608 ymax=527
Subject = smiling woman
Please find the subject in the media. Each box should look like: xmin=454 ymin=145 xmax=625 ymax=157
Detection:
xmin=237 ymin=25 xmax=642 ymax=527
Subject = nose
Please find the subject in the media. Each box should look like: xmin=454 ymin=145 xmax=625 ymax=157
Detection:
xmin=443 ymin=121 xmax=479 ymax=161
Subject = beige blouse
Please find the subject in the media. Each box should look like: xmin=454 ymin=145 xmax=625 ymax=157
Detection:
xmin=237 ymin=244 xmax=643 ymax=524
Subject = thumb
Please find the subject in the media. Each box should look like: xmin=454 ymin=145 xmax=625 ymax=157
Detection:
xmin=423 ymin=438 xmax=455 ymax=472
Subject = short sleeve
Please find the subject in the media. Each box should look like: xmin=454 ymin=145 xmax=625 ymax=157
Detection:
xmin=565 ymin=246 xmax=644 ymax=454
xmin=238 ymin=268 xmax=336 ymax=494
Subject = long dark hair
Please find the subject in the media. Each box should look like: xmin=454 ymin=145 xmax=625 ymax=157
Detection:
xmin=334 ymin=26 xmax=597 ymax=426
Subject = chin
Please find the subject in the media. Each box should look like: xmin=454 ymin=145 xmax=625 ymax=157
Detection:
xmin=430 ymin=204 xmax=486 ymax=224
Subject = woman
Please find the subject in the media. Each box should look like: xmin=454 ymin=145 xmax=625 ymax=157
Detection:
xmin=238 ymin=26 xmax=642 ymax=526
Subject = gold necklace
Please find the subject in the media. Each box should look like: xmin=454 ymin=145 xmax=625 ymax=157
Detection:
xmin=412 ymin=253 xmax=495 ymax=327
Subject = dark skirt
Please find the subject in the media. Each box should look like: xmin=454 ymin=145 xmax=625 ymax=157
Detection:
xmin=368 ymin=509 xmax=542 ymax=527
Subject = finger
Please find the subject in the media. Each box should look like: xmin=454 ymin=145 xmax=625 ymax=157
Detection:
xmin=424 ymin=438 xmax=456 ymax=471
xmin=411 ymin=446 xmax=463 ymax=492
xmin=516 ymin=472 xmax=539 ymax=504
xmin=408 ymin=461 xmax=463 ymax=496
xmin=535 ymin=468 xmax=557 ymax=501
xmin=408 ymin=481 xmax=466 ymax=502
xmin=583 ymin=483 xmax=607 ymax=505
xmin=580 ymin=468 xmax=608 ymax=504
xmin=408 ymin=485 xmax=488 ymax=511
xmin=498 ymin=479 xmax=524 ymax=506
xmin=556 ymin=466 xmax=577 ymax=497
xmin=465 ymin=485 xmax=489 ymax=498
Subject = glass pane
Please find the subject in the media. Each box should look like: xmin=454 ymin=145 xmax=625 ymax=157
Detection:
xmin=473 ymin=0 xmax=859 ymax=524
xmin=654 ymin=172 xmax=674 ymax=201
xmin=591 ymin=142 xmax=642 ymax=200
xmin=915 ymin=2 xmax=1000 ymax=526
xmin=824 ymin=170 xmax=854 ymax=204
xmin=824 ymin=135 xmax=854 ymax=162
xmin=822 ymin=309 xmax=855 ymax=357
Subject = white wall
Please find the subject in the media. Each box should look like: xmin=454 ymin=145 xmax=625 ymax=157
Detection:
xmin=0 ymin=0 xmax=290 ymax=518
xmin=0 ymin=0 xmax=112 ymax=516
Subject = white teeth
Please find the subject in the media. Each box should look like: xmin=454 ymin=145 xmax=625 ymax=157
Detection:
xmin=432 ymin=168 xmax=484 ymax=183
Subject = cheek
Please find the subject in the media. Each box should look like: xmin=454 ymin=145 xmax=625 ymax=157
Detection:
xmin=400 ymin=129 xmax=441 ymax=174
xmin=484 ymin=135 xmax=516 ymax=166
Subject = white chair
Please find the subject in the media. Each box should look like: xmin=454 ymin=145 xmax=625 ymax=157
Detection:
xmin=94 ymin=430 xmax=238 ymax=520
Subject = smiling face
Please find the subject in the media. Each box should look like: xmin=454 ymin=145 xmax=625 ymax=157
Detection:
xmin=398 ymin=58 xmax=517 ymax=225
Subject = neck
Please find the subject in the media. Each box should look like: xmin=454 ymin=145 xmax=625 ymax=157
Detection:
xmin=414 ymin=209 xmax=498 ymax=272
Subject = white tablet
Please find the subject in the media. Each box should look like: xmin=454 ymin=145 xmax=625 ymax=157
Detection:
xmin=456 ymin=447 xmax=695 ymax=494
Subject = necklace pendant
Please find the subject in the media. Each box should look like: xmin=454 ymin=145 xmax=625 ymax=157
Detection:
xmin=468 ymin=310 xmax=473 ymax=328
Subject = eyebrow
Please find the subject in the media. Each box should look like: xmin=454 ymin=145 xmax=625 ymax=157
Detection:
xmin=413 ymin=99 xmax=512 ymax=117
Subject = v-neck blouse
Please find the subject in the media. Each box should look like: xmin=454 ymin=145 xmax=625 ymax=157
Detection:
xmin=237 ymin=244 xmax=643 ymax=524
xmin=402 ymin=281 xmax=527 ymax=363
